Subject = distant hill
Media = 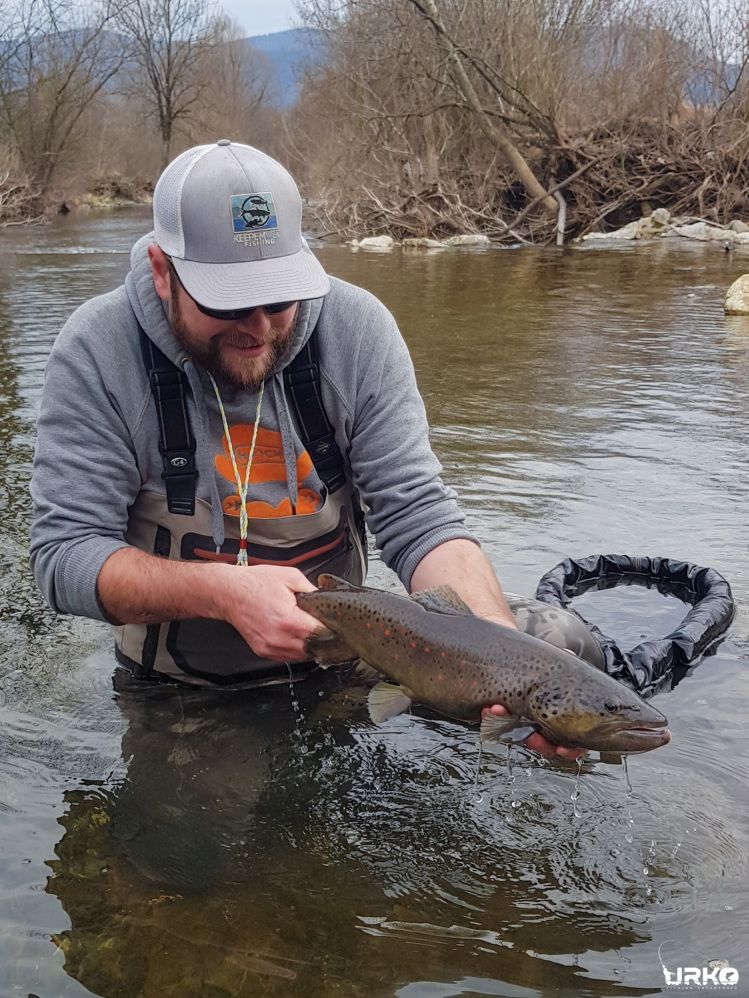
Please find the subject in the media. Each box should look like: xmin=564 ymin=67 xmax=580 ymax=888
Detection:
xmin=246 ymin=28 xmax=327 ymax=107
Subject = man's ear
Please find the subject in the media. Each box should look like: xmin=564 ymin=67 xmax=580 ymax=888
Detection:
xmin=148 ymin=244 xmax=171 ymax=303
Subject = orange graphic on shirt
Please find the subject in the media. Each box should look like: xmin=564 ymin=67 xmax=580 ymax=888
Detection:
xmin=215 ymin=423 xmax=321 ymax=517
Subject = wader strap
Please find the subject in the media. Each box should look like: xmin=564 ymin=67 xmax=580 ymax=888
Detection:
xmin=139 ymin=323 xmax=347 ymax=505
xmin=139 ymin=326 xmax=197 ymax=516
xmin=137 ymin=524 xmax=172 ymax=678
xmin=284 ymin=338 xmax=346 ymax=494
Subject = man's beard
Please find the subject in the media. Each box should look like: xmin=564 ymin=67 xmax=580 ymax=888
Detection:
xmin=169 ymin=286 xmax=291 ymax=390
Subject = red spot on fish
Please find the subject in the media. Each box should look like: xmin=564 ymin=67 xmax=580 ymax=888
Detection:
xmin=384 ymin=629 xmax=391 ymax=637
xmin=410 ymin=641 xmax=417 ymax=649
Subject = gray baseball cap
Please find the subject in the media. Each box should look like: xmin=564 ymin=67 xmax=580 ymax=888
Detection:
xmin=153 ymin=140 xmax=329 ymax=309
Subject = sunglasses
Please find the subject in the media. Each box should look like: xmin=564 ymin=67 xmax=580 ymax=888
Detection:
xmin=166 ymin=258 xmax=295 ymax=320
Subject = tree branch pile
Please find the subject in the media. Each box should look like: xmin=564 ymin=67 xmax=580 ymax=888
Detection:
xmin=292 ymin=0 xmax=749 ymax=244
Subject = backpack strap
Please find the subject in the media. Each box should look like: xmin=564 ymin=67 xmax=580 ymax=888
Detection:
xmin=284 ymin=336 xmax=346 ymax=494
xmin=139 ymin=325 xmax=197 ymax=516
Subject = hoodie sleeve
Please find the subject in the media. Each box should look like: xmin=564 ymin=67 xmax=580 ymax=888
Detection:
xmin=322 ymin=287 xmax=478 ymax=590
xmin=30 ymin=305 xmax=144 ymax=620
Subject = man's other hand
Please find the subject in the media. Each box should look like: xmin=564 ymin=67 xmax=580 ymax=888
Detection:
xmin=480 ymin=704 xmax=583 ymax=760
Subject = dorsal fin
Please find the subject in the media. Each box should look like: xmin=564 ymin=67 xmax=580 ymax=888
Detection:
xmin=316 ymin=574 xmax=366 ymax=592
xmin=410 ymin=586 xmax=475 ymax=616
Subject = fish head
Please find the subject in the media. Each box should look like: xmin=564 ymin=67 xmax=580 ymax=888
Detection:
xmin=526 ymin=673 xmax=671 ymax=753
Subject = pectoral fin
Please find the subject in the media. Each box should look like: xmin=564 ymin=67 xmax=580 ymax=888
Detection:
xmin=479 ymin=714 xmax=538 ymax=745
xmin=367 ymin=682 xmax=413 ymax=724
xmin=410 ymin=586 xmax=475 ymax=616
xmin=305 ymin=627 xmax=357 ymax=666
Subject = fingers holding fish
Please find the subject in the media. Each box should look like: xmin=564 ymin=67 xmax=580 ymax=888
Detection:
xmin=220 ymin=564 xmax=321 ymax=661
xmin=480 ymin=704 xmax=585 ymax=760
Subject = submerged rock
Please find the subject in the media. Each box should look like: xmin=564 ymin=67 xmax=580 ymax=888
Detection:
xmin=725 ymin=275 xmax=749 ymax=314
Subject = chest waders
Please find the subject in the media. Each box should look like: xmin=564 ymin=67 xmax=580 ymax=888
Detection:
xmin=114 ymin=327 xmax=367 ymax=688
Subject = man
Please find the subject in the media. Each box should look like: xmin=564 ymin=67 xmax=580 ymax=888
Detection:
xmin=30 ymin=140 xmax=578 ymax=758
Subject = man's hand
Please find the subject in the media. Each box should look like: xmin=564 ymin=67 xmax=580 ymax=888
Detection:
xmin=480 ymin=704 xmax=583 ymax=760
xmin=218 ymin=565 xmax=320 ymax=662
xmin=97 ymin=549 xmax=321 ymax=662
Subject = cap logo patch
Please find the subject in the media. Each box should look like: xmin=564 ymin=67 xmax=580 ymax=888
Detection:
xmin=231 ymin=192 xmax=277 ymax=232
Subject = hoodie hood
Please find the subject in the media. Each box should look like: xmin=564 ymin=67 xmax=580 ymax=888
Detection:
xmin=125 ymin=232 xmax=325 ymax=374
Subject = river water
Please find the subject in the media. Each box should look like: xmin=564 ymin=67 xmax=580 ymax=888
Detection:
xmin=0 ymin=209 xmax=747 ymax=997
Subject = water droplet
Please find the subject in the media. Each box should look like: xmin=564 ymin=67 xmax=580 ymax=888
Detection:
xmin=622 ymin=756 xmax=632 ymax=797
xmin=610 ymin=848 xmax=620 ymax=857
xmin=511 ymin=799 xmax=522 ymax=809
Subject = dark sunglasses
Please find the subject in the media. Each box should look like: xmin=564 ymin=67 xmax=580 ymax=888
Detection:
xmin=166 ymin=258 xmax=295 ymax=320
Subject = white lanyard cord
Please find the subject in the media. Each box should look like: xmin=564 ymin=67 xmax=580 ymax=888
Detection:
xmin=208 ymin=374 xmax=264 ymax=566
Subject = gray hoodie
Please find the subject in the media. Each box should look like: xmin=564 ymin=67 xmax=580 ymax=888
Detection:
xmin=30 ymin=234 xmax=476 ymax=620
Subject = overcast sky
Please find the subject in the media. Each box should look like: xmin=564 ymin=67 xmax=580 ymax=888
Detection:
xmin=219 ymin=0 xmax=298 ymax=36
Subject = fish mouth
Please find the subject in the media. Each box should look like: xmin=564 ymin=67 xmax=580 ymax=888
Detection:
xmin=624 ymin=724 xmax=671 ymax=742
xmin=594 ymin=721 xmax=671 ymax=753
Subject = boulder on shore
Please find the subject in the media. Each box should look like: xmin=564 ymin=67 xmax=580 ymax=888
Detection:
xmin=355 ymin=235 xmax=395 ymax=250
xmin=725 ymin=275 xmax=749 ymax=314
xmin=672 ymin=221 xmax=737 ymax=243
xmin=443 ymin=233 xmax=491 ymax=247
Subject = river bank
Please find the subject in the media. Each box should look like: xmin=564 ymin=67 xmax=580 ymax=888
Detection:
xmin=0 ymin=173 xmax=151 ymax=226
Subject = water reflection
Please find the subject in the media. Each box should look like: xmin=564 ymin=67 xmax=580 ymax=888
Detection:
xmin=48 ymin=669 xmax=663 ymax=997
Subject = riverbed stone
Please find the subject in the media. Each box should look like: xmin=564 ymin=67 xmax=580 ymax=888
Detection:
xmin=443 ymin=233 xmax=491 ymax=247
xmin=357 ymin=235 xmax=395 ymax=249
xmin=724 ymin=275 xmax=749 ymax=314
xmin=728 ymin=219 xmax=749 ymax=233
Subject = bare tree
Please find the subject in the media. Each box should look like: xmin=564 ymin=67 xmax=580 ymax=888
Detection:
xmin=294 ymin=0 xmax=749 ymax=242
xmin=115 ymin=0 xmax=221 ymax=170
xmin=186 ymin=15 xmax=273 ymax=144
xmin=0 ymin=0 xmax=128 ymax=195
xmin=405 ymin=0 xmax=558 ymax=219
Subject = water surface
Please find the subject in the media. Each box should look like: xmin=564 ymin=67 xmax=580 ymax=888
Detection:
xmin=0 ymin=210 xmax=747 ymax=996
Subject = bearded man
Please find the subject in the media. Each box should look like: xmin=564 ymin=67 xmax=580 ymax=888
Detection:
xmin=30 ymin=140 xmax=578 ymax=758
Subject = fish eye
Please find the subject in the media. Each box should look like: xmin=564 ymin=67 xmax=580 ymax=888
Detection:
xmin=604 ymin=701 xmax=621 ymax=713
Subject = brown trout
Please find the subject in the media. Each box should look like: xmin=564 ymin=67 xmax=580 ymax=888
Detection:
xmin=297 ymin=575 xmax=670 ymax=754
